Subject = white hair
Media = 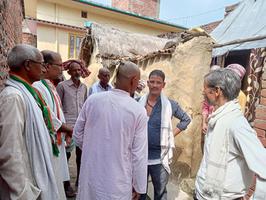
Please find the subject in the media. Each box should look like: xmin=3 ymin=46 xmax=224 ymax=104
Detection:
xmin=205 ymin=68 xmax=241 ymax=101
xmin=7 ymin=44 xmax=41 ymax=71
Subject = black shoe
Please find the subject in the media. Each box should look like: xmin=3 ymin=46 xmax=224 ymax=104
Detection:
xmin=65 ymin=186 xmax=76 ymax=198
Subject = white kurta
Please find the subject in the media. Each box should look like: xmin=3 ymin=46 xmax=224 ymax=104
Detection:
xmin=33 ymin=80 xmax=69 ymax=199
xmin=0 ymin=86 xmax=40 ymax=200
xmin=195 ymin=103 xmax=266 ymax=200
xmin=73 ymin=89 xmax=148 ymax=200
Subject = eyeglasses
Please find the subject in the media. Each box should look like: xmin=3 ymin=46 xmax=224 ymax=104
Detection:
xmin=26 ymin=59 xmax=46 ymax=67
xmin=48 ymin=63 xmax=63 ymax=68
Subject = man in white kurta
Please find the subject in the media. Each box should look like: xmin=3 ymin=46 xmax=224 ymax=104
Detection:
xmin=195 ymin=69 xmax=266 ymax=200
xmin=73 ymin=61 xmax=148 ymax=200
xmin=33 ymin=80 xmax=69 ymax=199
xmin=0 ymin=44 xmax=60 ymax=200
xmin=33 ymin=50 xmax=73 ymax=199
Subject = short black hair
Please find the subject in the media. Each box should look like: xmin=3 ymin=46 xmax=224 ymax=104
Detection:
xmin=149 ymin=69 xmax=165 ymax=81
xmin=41 ymin=50 xmax=55 ymax=64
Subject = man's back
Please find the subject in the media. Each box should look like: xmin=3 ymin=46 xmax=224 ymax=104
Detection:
xmin=74 ymin=89 xmax=148 ymax=200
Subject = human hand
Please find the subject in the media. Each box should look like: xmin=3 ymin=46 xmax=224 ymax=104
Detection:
xmin=65 ymin=135 xmax=72 ymax=146
xmin=202 ymin=123 xmax=208 ymax=134
xmin=132 ymin=188 xmax=140 ymax=200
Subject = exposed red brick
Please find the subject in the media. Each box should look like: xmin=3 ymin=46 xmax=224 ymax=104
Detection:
xmin=201 ymin=21 xmax=222 ymax=34
xmin=259 ymin=97 xmax=266 ymax=106
xmin=259 ymin=138 xmax=266 ymax=147
xmin=254 ymin=119 xmax=266 ymax=130
xmin=255 ymin=105 xmax=266 ymax=120
xmin=112 ymin=0 xmax=160 ymax=18
xmin=254 ymin=128 xmax=266 ymax=138
xmin=262 ymin=71 xmax=266 ymax=80
xmin=22 ymin=33 xmax=37 ymax=47
xmin=261 ymin=80 xmax=266 ymax=89
xmin=261 ymin=89 xmax=266 ymax=97
xmin=0 ymin=0 xmax=24 ymax=91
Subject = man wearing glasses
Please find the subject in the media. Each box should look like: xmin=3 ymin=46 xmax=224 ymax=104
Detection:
xmin=0 ymin=44 xmax=61 ymax=199
xmin=33 ymin=50 xmax=73 ymax=199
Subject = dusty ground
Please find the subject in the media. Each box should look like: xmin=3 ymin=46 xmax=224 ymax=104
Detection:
xmin=66 ymin=149 xmax=192 ymax=200
xmin=66 ymin=149 xmax=78 ymax=200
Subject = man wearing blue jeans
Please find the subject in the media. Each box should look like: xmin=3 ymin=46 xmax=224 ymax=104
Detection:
xmin=138 ymin=70 xmax=191 ymax=200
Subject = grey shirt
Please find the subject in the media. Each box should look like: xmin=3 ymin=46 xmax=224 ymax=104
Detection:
xmin=56 ymin=79 xmax=87 ymax=127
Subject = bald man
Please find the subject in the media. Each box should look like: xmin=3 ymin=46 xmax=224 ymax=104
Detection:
xmin=73 ymin=61 xmax=148 ymax=200
xmin=88 ymin=67 xmax=113 ymax=96
xmin=0 ymin=44 xmax=60 ymax=199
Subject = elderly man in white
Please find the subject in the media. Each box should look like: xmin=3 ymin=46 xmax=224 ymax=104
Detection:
xmin=195 ymin=69 xmax=266 ymax=200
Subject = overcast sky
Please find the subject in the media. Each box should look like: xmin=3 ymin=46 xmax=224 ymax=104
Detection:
xmin=89 ymin=0 xmax=240 ymax=28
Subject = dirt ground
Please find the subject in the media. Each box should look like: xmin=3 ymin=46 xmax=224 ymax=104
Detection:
xmin=67 ymin=149 xmax=78 ymax=200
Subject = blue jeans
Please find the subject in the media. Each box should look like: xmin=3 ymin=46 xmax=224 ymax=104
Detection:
xmin=140 ymin=164 xmax=169 ymax=200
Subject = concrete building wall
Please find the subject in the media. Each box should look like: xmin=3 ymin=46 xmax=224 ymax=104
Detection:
xmin=33 ymin=0 xmax=179 ymax=61
xmin=37 ymin=24 xmax=85 ymax=61
xmin=36 ymin=0 xmax=172 ymax=35
xmin=0 ymin=0 xmax=24 ymax=91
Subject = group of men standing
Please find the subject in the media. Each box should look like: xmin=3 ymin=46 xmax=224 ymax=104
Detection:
xmin=0 ymin=43 xmax=266 ymax=200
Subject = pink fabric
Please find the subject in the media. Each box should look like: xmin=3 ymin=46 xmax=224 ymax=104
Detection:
xmin=226 ymin=64 xmax=246 ymax=80
xmin=202 ymin=99 xmax=214 ymax=117
xmin=63 ymin=59 xmax=91 ymax=78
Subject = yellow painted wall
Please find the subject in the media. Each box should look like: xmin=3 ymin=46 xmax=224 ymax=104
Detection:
xmin=36 ymin=0 xmax=180 ymax=36
xmin=24 ymin=0 xmax=37 ymax=18
xmin=37 ymin=24 xmax=85 ymax=61
xmin=32 ymin=0 xmax=184 ymax=62
xmin=37 ymin=25 xmax=57 ymax=51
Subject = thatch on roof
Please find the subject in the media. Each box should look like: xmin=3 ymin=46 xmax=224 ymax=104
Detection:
xmin=79 ymin=23 xmax=210 ymax=70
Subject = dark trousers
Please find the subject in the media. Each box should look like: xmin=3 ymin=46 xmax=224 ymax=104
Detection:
xmin=64 ymin=146 xmax=82 ymax=188
xmin=140 ymin=164 xmax=169 ymax=200
xmin=75 ymin=146 xmax=82 ymax=186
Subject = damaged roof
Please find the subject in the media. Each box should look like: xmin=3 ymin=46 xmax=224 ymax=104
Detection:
xmin=211 ymin=0 xmax=266 ymax=56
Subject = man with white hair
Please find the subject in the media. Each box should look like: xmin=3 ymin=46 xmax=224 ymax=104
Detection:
xmin=195 ymin=69 xmax=266 ymax=200
xmin=0 ymin=44 xmax=61 ymax=199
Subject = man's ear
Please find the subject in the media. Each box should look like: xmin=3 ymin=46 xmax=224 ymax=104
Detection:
xmin=131 ymin=76 xmax=138 ymax=87
xmin=215 ymin=87 xmax=222 ymax=97
xmin=24 ymin=60 xmax=31 ymax=71
xmin=162 ymin=82 xmax=166 ymax=88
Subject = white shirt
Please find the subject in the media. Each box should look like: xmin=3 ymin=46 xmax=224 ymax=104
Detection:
xmin=74 ymin=89 xmax=148 ymax=200
xmin=196 ymin=115 xmax=266 ymax=200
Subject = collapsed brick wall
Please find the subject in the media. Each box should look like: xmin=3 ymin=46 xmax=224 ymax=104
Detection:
xmin=0 ymin=0 xmax=24 ymax=90
xmin=22 ymin=33 xmax=37 ymax=47
xmin=112 ymin=0 xmax=160 ymax=18
xmin=254 ymin=68 xmax=266 ymax=147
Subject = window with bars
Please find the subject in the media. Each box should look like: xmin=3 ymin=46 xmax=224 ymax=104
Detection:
xmin=69 ymin=34 xmax=83 ymax=58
